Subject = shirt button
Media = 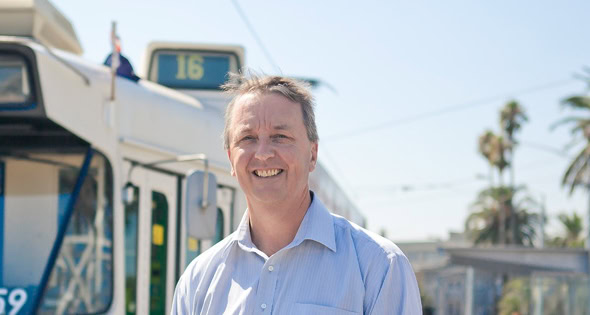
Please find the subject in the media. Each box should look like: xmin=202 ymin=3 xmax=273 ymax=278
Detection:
xmin=261 ymin=303 xmax=267 ymax=309
xmin=268 ymin=265 xmax=274 ymax=272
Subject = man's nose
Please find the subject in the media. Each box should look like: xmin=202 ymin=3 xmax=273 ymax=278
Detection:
xmin=254 ymin=140 xmax=275 ymax=161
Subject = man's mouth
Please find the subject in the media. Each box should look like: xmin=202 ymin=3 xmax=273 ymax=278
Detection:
xmin=253 ymin=169 xmax=284 ymax=178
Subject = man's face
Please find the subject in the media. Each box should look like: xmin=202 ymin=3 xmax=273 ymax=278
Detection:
xmin=227 ymin=92 xmax=318 ymax=206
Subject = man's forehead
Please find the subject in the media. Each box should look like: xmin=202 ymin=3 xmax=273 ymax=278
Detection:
xmin=234 ymin=92 xmax=260 ymax=107
xmin=228 ymin=92 xmax=304 ymax=137
xmin=232 ymin=93 xmax=298 ymax=118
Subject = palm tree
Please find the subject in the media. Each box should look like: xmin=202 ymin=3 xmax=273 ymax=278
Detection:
xmin=500 ymin=100 xmax=528 ymax=244
xmin=478 ymin=130 xmax=511 ymax=244
xmin=559 ymin=213 xmax=584 ymax=247
xmin=479 ymin=130 xmax=498 ymax=187
xmin=466 ymin=187 xmax=503 ymax=244
xmin=466 ymin=186 xmax=539 ymax=246
xmin=555 ymin=79 xmax=590 ymax=248
xmin=548 ymin=212 xmax=585 ymax=248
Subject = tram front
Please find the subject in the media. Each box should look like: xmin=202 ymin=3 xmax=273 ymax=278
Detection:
xmin=1 ymin=44 xmax=115 ymax=314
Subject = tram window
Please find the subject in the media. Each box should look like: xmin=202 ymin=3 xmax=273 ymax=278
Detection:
xmin=0 ymin=54 xmax=33 ymax=106
xmin=2 ymin=153 xmax=82 ymax=314
xmin=40 ymin=153 xmax=114 ymax=314
xmin=150 ymin=191 xmax=168 ymax=315
xmin=124 ymin=185 xmax=139 ymax=315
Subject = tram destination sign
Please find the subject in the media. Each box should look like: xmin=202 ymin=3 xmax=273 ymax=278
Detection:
xmin=152 ymin=50 xmax=237 ymax=90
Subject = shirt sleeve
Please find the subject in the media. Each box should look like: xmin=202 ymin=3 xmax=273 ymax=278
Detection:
xmin=366 ymin=253 xmax=423 ymax=315
xmin=170 ymin=274 xmax=190 ymax=315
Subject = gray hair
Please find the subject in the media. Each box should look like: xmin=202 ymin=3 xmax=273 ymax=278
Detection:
xmin=222 ymin=73 xmax=319 ymax=149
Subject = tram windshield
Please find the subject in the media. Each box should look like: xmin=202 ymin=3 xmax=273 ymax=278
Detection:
xmin=0 ymin=54 xmax=32 ymax=105
xmin=0 ymin=149 xmax=113 ymax=314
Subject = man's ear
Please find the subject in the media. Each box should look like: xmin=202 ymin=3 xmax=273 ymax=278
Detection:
xmin=309 ymin=142 xmax=318 ymax=172
xmin=227 ymin=149 xmax=235 ymax=176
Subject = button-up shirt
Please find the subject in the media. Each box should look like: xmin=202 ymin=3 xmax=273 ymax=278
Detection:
xmin=171 ymin=193 xmax=422 ymax=314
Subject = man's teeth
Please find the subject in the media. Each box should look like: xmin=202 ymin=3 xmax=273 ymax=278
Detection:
xmin=255 ymin=169 xmax=281 ymax=177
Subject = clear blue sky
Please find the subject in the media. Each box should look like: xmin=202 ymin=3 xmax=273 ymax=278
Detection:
xmin=52 ymin=0 xmax=590 ymax=241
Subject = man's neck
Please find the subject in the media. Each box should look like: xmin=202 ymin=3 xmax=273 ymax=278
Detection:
xmin=247 ymin=189 xmax=312 ymax=257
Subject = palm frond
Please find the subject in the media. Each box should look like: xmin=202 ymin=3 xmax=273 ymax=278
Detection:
xmin=562 ymin=96 xmax=590 ymax=110
xmin=562 ymin=146 xmax=590 ymax=194
xmin=549 ymin=116 xmax=589 ymax=131
xmin=563 ymin=136 xmax=584 ymax=151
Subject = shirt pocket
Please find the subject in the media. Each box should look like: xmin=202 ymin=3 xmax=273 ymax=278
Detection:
xmin=291 ymin=303 xmax=360 ymax=315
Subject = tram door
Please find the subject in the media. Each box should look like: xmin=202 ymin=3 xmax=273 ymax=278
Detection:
xmin=125 ymin=164 xmax=177 ymax=315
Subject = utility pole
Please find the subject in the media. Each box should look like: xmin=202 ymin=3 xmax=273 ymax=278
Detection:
xmin=587 ymin=186 xmax=590 ymax=250
xmin=540 ymin=193 xmax=545 ymax=248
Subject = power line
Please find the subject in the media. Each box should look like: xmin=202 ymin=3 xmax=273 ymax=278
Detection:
xmin=354 ymin=176 xmax=480 ymax=192
xmin=356 ymin=156 xmax=567 ymax=196
xmin=229 ymin=0 xmax=359 ymax=203
xmin=520 ymin=141 xmax=571 ymax=158
xmin=324 ymin=78 xmax=577 ymax=141
xmin=319 ymin=142 xmax=359 ymax=201
xmin=230 ymin=0 xmax=281 ymax=73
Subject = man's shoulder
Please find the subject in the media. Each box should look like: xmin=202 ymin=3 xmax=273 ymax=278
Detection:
xmin=180 ymin=232 xmax=237 ymax=283
xmin=330 ymin=213 xmax=408 ymax=265
xmin=323 ymin=215 xmax=422 ymax=313
xmin=329 ymin=213 xmax=419 ymax=305
xmin=172 ymin=232 xmax=238 ymax=313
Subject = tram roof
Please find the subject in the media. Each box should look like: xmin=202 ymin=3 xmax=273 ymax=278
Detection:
xmin=0 ymin=38 xmax=229 ymax=169
xmin=0 ymin=0 xmax=83 ymax=55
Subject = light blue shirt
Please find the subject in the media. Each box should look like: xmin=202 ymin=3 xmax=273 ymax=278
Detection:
xmin=171 ymin=193 xmax=422 ymax=314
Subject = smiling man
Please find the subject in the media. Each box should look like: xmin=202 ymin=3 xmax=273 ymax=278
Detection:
xmin=171 ymin=75 xmax=422 ymax=315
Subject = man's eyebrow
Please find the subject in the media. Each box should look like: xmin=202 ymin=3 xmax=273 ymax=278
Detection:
xmin=273 ymin=124 xmax=291 ymax=130
xmin=233 ymin=125 xmax=291 ymax=136
xmin=235 ymin=127 xmax=253 ymax=135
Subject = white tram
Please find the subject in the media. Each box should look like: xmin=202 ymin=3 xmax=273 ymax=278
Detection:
xmin=0 ymin=1 xmax=365 ymax=314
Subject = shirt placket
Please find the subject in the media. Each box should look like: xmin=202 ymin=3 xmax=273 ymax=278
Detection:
xmin=253 ymin=256 xmax=280 ymax=315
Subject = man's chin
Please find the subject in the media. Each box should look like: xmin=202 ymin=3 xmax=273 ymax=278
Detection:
xmin=249 ymin=189 xmax=287 ymax=205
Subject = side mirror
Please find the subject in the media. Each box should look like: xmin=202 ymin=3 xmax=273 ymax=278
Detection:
xmin=184 ymin=170 xmax=217 ymax=239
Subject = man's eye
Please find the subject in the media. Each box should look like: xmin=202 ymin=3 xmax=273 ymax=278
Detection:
xmin=273 ymin=134 xmax=288 ymax=139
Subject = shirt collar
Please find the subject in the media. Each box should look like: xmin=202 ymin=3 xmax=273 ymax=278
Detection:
xmin=234 ymin=210 xmax=256 ymax=250
xmin=233 ymin=191 xmax=337 ymax=253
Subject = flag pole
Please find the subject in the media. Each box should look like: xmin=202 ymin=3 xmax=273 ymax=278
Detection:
xmin=110 ymin=21 xmax=119 ymax=101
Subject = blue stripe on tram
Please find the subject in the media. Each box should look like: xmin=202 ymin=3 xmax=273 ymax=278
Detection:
xmin=0 ymin=161 xmax=5 ymax=284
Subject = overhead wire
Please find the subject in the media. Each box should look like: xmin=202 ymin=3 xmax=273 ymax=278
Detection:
xmin=230 ymin=0 xmax=281 ymax=73
xmin=356 ymin=154 xmax=569 ymax=197
xmin=371 ymin=162 xmax=567 ymax=208
xmin=229 ymin=1 xmax=580 ymax=207
xmin=354 ymin=175 xmax=480 ymax=192
xmin=519 ymin=141 xmax=571 ymax=158
xmin=320 ymin=78 xmax=579 ymax=201
xmin=324 ymin=78 xmax=577 ymax=141
xmin=318 ymin=142 xmax=359 ymax=201
xmin=229 ymin=0 xmax=358 ymax=199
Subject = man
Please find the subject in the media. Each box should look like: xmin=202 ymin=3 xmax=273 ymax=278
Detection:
xmin=171 ymin=75 xmax=422 ymax=314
